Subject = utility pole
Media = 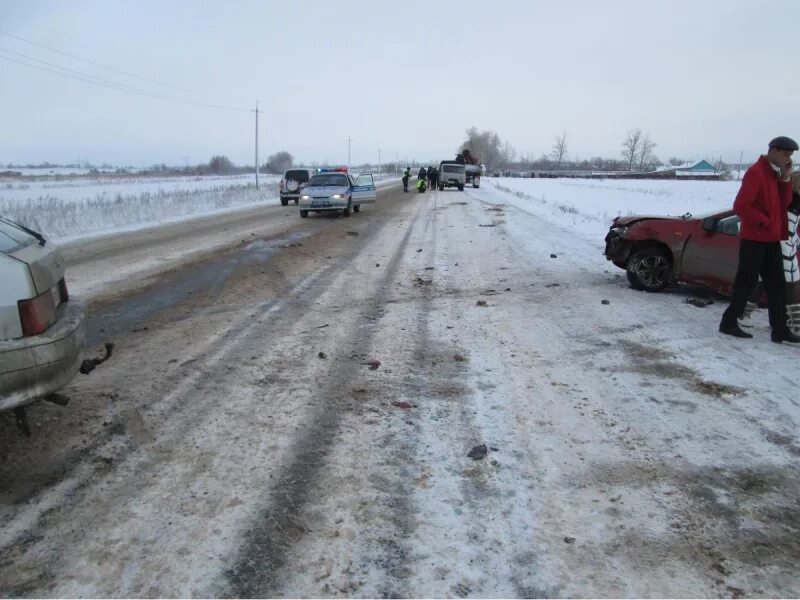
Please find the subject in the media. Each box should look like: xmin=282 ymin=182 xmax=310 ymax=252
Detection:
xmin=253 ymin=101 xmax=263 ymax=189
xmin=378 ymin=148 xmax=381 ymax=177
xmin=347 ymin=136 xmax=351 ymax=171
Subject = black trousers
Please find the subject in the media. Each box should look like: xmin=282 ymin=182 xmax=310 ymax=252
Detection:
xmin=721 ymin=239 xmax=787 ymax=333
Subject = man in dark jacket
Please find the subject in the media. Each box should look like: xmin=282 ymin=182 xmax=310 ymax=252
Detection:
xmin=719 ymin=136 xmax=799 ymax=343
xmin=428 ymin=166 xmax=438 ymax=190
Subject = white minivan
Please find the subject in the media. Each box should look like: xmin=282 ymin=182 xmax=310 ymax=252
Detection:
xmin=0 ymin=217 xmax=85 ymax=419
xmin=438 ymin=162 xmax=466 ymax=191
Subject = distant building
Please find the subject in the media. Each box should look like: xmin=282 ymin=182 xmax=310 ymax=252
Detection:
xmin=633 ymin=160 xmax=722 ymax=180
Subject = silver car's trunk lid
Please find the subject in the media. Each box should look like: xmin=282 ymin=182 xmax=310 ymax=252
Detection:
xmin=9 ymin=243 xmax=65 ymax=296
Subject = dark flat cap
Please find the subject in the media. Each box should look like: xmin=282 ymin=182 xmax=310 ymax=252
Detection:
xmin=769 ymin=136 xmax=799 ymax=151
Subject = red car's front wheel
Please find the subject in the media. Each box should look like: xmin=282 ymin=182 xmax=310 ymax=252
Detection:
xmin=626 ymin=247 xmax=672 ymax=292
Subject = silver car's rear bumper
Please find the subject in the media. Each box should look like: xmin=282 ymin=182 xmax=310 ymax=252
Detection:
xmin=0 ymin=299 xmax=86 ymax=411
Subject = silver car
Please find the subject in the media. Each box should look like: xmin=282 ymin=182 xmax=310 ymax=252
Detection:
xmin=298 ymin=168 xmax=377 ymax=218
xmin=0 ymin=217 xmax=86 ymax=415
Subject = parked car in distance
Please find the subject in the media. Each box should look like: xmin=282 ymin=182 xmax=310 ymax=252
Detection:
xmin=438 ymin=162 xmax=465 ymax=191
xmin=279 ymin=168 xmax=314 ymax=206
xmin=604 ymin=209 xmax=750 ymax=295
xmin=298 ymin=168 xmax=376 ymax=218
xmin=0 ymin=217 xmax=86 ymax=415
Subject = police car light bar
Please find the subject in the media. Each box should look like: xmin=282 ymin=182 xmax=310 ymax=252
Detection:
xmin=316 ymin=167 xmax=348 ymax=173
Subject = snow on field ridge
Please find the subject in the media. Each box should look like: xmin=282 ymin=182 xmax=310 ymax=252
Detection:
xmin=0 ymin=174 xmax=279 ymax=242
xmin=488 ymin=176 xmax=742 ymax=239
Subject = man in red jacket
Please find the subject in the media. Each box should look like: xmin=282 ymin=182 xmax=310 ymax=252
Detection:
xmin=720 ymin=136 xmax=799 ymax=342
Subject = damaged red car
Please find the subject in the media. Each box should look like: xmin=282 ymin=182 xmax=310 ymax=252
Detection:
xmin=604 ymin=209 xmax=745 ymax=294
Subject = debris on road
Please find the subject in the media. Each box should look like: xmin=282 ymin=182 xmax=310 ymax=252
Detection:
xmin=416 ymin=248 xmax=423 ymax=252
xmin=376 ymin=263 xmax=380 ymax=267
xmin=365 ymin=359 xmax=381 ymax=370
xmin=316 ymin=323 xmax=330 ymax=329
xmin=413 ymin=276 xmax=433 ymax=286
xmin=80 ymin=343 xmax=115 ymax=375
xmin=684 ymin=297 xmax=714 ymax=307
xmin=545 ymin=283 xmax=560 ymax=288
xmin=601 ymin=299 xmax=610 ymax=305
xmin=467 ymin=444 xmax=488 ymax=460
xmin=453 ymin=353 xmax=467 ymax=362
xmin=550 ymin=253 xmax=557 ymax=258
xmin=479 ymin=224 xmax=496 ymax=227
xmin=346 ymin=231 xmax=359 ymax=236
xmin=564 ymin=537 xmax=576 ymax=544
xmin=318 ymin=352 xmax=327 ymax=359
xmin=476 ymin=300 xmax=488 ymax=307
xmin=391 ymin=401 xmax=414 ymax=409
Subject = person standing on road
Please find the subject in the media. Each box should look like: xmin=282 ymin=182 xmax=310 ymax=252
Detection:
xmin=719 ymin=136 xmax=800 ymax=343
xmin=741 ymin=172 xmax=800 ymax=332
xmin=402 ymin=167 xmax=411 ymax=193
xmin=428 ymin=166 xmax=438 ymax=190
xmin=417 ymin=166 xmax=427 ymax=182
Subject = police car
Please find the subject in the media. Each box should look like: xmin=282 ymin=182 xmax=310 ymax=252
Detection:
xmin=298 ymin=167 xmax=376 ymax=218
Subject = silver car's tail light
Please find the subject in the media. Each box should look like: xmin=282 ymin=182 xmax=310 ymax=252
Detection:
xmin=17 ymin=289 xmax=58 ymax=337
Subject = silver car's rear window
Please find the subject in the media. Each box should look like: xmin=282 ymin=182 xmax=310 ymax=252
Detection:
xmin=0 ymin=220 xmax=38 ymax=253
xmin=442 ymin=165 xmax=464 ymax=173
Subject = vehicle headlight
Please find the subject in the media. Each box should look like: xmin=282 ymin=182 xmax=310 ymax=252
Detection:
xmin=331 ymin=193 xmax=346 ymax=199
xmin=300 ymin=194 xmax=311 ymax=200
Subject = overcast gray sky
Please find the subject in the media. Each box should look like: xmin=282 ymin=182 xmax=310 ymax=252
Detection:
xmin=2 ymin=0 xmax=798 ymax=167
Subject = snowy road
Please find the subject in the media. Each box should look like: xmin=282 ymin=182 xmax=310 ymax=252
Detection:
xmin=1 ymin=182 xmax=799 ymax=597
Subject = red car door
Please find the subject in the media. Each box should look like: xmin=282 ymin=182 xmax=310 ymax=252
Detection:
xmin=679 ymin=212 xmax=740 ymax=295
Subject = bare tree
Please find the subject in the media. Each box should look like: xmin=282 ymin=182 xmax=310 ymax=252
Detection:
xmin=460 ymin=127 xmax=514 ymax=170
xmin=551 ymin=131 xmax=568 ymax=169
xmin=621 ymin=127 xmax=643 ymax=171
xmin=263 ymin=151 xmax=294 ymax=174
xmin=668 ymin=157 xmax=687 ymax=167
xmin=637 ymin=134 xmax=657 ymax=171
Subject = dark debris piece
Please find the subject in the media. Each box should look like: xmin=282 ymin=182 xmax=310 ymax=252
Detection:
xmin=467 ymin=444 xmax=488 ymax=460
xmin=684 ymin=297 xmax=714 ymax=308
xmin=80 ymin=343 xmax=114 ymax=375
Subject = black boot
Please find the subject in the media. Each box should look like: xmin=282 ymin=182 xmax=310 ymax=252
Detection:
xmin=771 ymin=330 xmax=800 ymax=344
xmin=719 ymin=322 xmax=753 ymax=338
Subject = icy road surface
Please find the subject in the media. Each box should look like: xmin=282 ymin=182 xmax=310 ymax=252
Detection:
xmin=1 ymin=181 xmax=798 ymax=598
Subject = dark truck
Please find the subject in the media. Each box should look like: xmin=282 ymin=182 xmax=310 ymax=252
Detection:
xmin=456 ymin=149 xmax=481 ymax=188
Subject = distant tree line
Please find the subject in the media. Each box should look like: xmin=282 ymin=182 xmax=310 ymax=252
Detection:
xmin=456 ymin=126 xmax=734 ymax=174
xmin=5 ymin=151 xmax=295 ymax=176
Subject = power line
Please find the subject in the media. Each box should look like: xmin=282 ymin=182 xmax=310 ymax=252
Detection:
xmin=0 ymin=49 xmax=250 ymax=112
xmin=0 ymin=29 xmax=246 ymax=105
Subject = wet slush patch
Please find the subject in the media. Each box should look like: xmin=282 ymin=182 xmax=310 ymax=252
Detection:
xmin=85 ymin=232 xmax=308 ymax=346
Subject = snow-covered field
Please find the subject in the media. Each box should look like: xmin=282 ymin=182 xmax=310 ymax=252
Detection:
xmin=487 ymin=176 xmax=741 ymax=238
xmin=0 ymin=173 xmax=279 ymax=242
xmin=0 ymin=172 xmax=396 ymax=244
